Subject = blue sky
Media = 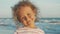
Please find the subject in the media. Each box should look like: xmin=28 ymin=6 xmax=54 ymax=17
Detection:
xmin=0 ymin=0 xmax=60 ymax=18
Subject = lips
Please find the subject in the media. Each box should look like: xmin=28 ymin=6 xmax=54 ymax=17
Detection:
xmin=27 ymin=21 xmax=31 ymax=25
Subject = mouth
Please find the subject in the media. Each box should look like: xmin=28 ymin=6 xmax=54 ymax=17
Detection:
xmin=27 ymin=21 xmax=31 ymax=25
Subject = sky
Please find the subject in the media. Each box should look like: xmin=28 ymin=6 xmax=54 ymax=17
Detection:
xmin=0 ymin=0 xmax=60 ymax=18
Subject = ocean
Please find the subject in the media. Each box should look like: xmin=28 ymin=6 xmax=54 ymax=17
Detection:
xmin=0 ymin=18 xmax=60 ymax=34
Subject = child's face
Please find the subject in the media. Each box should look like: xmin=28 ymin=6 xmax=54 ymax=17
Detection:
xmin=17 ymin=6 xmax=36 ymax=26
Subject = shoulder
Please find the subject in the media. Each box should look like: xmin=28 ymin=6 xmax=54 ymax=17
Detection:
xmin=14 ymin=27 xmax=29 ymax=34
xmin=14 ymin=27 xmax=45 ymax=34
xmin=35 ymin=28 xmax=45 ymax=34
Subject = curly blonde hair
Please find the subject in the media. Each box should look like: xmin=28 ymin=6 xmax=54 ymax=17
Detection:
xmin=12 ymin=0 xmax=38 ymax=28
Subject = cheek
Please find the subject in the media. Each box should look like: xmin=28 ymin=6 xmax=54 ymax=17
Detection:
xmin=31 ymin=16 xmax=36 ymax=21
xmin=21 ymin=19 xmax=28 ymax=26
xmin=21 ymin=18 xmax=26 ymax=22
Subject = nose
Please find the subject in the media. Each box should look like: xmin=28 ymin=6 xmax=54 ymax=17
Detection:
xmin=24 ymin=16 xmax=30 ymax=22
xmin=25 ymin=17 xmax=31 ymax=25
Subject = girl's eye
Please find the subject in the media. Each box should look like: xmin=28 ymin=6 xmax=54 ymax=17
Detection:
xmin=22 ymin=16 xmax=27 ymax=20
xmin=27 ymin=14 xmax=31 ymax=17
xmin=27 ymin=13 xmax=30 ymax=15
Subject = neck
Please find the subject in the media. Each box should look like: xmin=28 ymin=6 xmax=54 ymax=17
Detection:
xmin=24 ymin=24 xmax=36 ymax=28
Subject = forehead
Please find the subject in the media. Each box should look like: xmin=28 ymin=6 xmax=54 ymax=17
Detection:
xmin=17 ymin=6 xmax=34 ymax=15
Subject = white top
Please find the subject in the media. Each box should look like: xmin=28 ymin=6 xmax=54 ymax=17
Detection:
xmin=14 ymin=27 xmax=45 ymax=34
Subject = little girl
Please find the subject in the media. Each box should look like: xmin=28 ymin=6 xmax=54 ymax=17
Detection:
xmin=12 ymin=0 xmax=45 ymax=34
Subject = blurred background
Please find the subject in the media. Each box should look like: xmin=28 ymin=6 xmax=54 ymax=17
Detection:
xmin=0 ymin=0 xmax=60 ymax=34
